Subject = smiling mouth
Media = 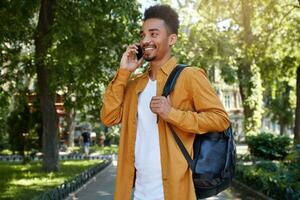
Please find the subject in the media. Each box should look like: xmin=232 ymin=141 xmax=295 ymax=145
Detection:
xmin=143 ymin=46 xmax=156 ymax=52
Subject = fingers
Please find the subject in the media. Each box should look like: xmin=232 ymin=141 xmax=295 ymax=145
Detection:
xmin=124 ymin=44 xmax=144 ymax=62
xmin=120 ymin=43 xmax=143 ymax=71
xmin=150 ymin=96 xmax=160 ymax=112
xmin=125 ymin=45 xmax=138 ymax=56
xmin=126 ymin=43 xmax=140 ymax=54
xmin=149 ymin=96 xmax=169 ymax=112
xmin=150 ymin=96 xmax=164 ymax=106
xmin=150 ymin=96 xmax=172 ymax=120
xmin=167 ymin=95 xmax=171 ymax=102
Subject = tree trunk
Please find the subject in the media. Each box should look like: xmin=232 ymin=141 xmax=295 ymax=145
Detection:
xmin=279 ymin=122 xmax=285 ymax=136
xmin=67 ymin=108 xmax=76 ymax=147
xmin=35 ymin=0 xmax=59 ymax=172
xmin=294 ymin=65 xmax=300 ymax=144
xmin=238 ymin=0 xmax=263 ymax=135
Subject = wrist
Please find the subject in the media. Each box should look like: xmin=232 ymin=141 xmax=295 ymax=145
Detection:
xmin=115 ymin=68 xmax=132 ymax=82
xmin=121 ymin=66 xmax=136 ymax=73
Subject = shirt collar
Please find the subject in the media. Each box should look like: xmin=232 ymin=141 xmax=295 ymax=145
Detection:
xmin=145 ymin=56 xmax=177 ymax=78
xmin=160 ymin=56 xmax=177 ymax=76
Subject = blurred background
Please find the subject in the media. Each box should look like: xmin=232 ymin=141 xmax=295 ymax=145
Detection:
xmin=0 ymin=0 xmax=299 ymax=199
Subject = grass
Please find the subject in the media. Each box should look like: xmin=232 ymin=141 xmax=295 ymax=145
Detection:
xmin=0 ymin=160 xmax=103 ymax=200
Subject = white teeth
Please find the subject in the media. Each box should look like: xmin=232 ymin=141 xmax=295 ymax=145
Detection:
xmin=145 ymin=47 xmax=155 ymax=51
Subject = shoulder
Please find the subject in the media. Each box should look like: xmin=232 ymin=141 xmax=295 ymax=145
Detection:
xmin=179 ymin=66 xmax=212 ymax=93
xmin=181 ymin=66 xmax=208 ymax=79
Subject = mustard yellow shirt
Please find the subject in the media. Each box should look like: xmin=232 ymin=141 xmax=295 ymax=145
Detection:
xmin=101 ymin=57 xmax=230 ymax=200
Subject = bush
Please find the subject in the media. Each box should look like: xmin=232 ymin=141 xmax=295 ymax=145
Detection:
xmin=236 ymin=162 xmax=300 ymax=200
xmin=287 ymin=144 xmax=300 ymax=166
xmin=246 ymin=132 xmax=292 ymax=160
xmin=89 ymin=145 xmax=118 ymax=155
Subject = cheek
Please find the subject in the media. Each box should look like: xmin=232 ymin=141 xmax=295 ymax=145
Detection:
xmin=159 ymin=40 xmax=170 ymax=51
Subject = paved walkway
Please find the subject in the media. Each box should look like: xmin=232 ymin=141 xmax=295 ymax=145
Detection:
xmin=66 ymin=165 xmax=255 ymax=200
xmin=67 ymin=145 xmax=257 ymax=200
xmin=66 ymin=160 xmax=117 ymax=200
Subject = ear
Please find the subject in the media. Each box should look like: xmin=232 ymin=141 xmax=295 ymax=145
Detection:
xmin=168 ymin=34 xmax=177 ymax=46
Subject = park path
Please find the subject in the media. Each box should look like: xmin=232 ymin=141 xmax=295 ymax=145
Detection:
xmin=66 ymin=145 xmax=258 ymax=200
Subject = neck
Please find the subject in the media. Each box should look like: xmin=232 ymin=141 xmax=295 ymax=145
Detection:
xmin=149 ymin=53 xmax=172 ymax=80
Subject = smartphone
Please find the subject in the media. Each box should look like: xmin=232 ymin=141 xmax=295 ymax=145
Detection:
xmin=136 ymin=45 xmax=143 ymax=60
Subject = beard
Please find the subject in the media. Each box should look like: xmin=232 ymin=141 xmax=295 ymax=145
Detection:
xmin=143 ymin=45 xmax=157 ymax=62
xmin=144 ymin=55 xmax=156 ymax=62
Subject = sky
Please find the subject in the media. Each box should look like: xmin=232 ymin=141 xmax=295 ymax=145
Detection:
xmin=138 ymin=0 xmax=161 ymax=13
xmin=137 ymin=0 xmax=233 ymax=32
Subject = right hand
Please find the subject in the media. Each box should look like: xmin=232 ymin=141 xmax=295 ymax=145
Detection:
xmin=120 ymin=44 xmax=143 ymax=72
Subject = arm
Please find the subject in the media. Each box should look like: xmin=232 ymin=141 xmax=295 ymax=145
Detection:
xmin=100 ymin=69 xmax=131 ymax=126
xmin=100 ymin=44 xmax=143 ymax=126
xmin=166 ymin=67 xmax=230 ymax=133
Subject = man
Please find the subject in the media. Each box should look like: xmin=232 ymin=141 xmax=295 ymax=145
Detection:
xmin=81 ymin=128 xmax=91 ymax=156
xmin=101 ymin=4 xmax=230 ymax=200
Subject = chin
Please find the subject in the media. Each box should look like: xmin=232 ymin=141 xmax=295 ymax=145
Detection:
xmin=144 ymin=56 xmax=156 ymax=62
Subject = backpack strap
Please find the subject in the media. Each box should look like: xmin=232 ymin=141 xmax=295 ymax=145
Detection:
xmin=169 ymin=125 xmax=195 ymax=170
xmin=162 ymin=64 xmax=196 ymax=170
xmin=163 ymin=64 xmax=235 ymax=178
xmin=162 ymin=64 xmax=187 ymax=97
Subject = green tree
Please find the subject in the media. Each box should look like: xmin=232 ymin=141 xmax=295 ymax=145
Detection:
xmin=50 ymin=0 xmax=141 ymax=147
xmin=0 ymin=90 xmax=10 ymax=150
xmin=163 ymin=0 xmax=264 ymax=135
xmin=164 ymin=0 xmax=299 ymax=139
xmin=1 ymin=1 xmax=141 ymax=171
xmin=293 ymin=1 xmax=300 ymax=144
xmin=0 ymin=0 xmax=38 ymax=151
xmin=34 ymin=0 xmax=59 ymax=172
xmin=255 ymin=1 xmax=300 ymax=142
xmin=7 ymin=98 xmax=30 ymax=156
xmin=295 ymin=65 xmax=300 ymax=144
xmin=266 ymin=81 xmax=294 ymax=135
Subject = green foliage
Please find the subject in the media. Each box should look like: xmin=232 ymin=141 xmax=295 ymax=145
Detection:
xmin=168 ymin=0 xmax=300 ymax=137
xmin=6 ymin=100 xmax=29 ymax=155
xmin=0 ymin=0 xmax=142 ymax=129
xmin=89 ymin=145 xmax=118 ymax=155
xmin=243 ymin=63 xmax=264 ymax=135
xmin=0 ymin=149 xmax=12 ymax=155
xmin=267 ymin=85 xmax=294 ymax=133
xmin=0 ymin=160 xmax=103 ymax=200
xmin=105 ymin=126 xmax=120 ymax=145
xmin=246 ymin=132 xmax=292 ymax=160
xmin=0 ymin=94 xmax=9 ymax=150
xmin=50 ymin=0 xmax=142 ymax=121
xmin=0 ymin=0 xmax=38 ymax=89
xmin=236 ymin=161 xmax=300 ymax=200
xmin=6 ymin=98 xmax=42 ymax=155
xmin=287 ymin=144 xmax=300 ymax=167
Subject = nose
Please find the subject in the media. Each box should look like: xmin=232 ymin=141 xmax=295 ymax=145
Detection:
xmin=141 ymin=35 xmax=151 ymax=46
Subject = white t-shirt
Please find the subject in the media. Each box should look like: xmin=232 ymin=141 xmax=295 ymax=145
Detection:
xmin=134 ymin=79 xmax=164 ymax=200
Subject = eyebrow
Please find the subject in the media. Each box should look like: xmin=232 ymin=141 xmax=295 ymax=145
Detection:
xmin=140 ymin=28 xmax=160 ymax=34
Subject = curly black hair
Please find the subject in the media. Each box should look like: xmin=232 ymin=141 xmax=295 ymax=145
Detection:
xmin=144 ymin=4 xmax=179 ymax=35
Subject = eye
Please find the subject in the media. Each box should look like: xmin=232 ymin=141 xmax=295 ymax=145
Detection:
xmin=151 ymin=32 xmax=158 ymax=38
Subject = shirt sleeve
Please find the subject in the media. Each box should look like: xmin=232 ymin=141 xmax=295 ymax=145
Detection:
xmin=100 ymin=68 xmax=131 ymax=126
xmin=165 ymin=67 xmax=230 ymax=134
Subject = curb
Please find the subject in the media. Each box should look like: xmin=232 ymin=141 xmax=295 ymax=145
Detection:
xmin=64 ymin=162 xmax=113 ymax=200
xmin=232 ymin=179 xmax=274 ymax=200
xmin=34 ymin=159 xmax=112 ymax=200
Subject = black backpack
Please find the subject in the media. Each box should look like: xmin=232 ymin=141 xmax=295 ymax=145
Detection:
xmin=162 ymin=64 xmax=236 ymax=199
